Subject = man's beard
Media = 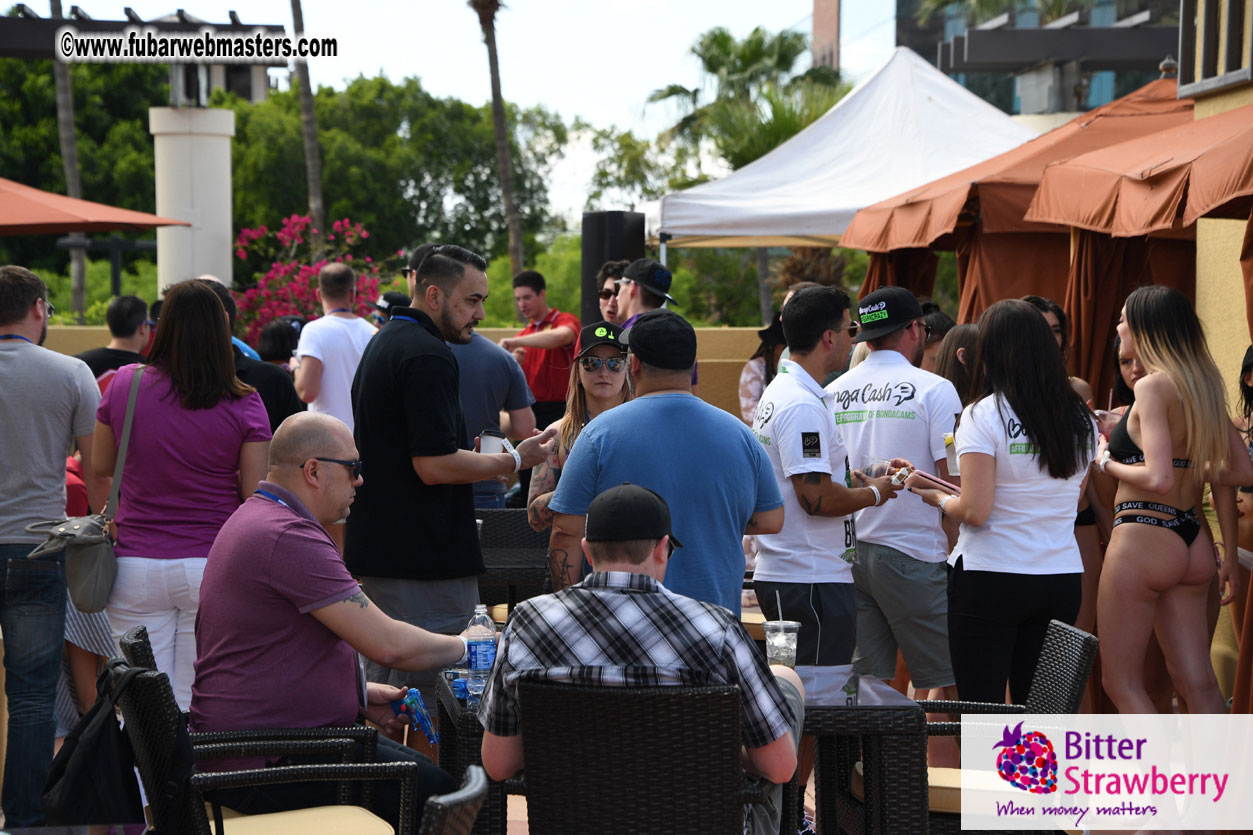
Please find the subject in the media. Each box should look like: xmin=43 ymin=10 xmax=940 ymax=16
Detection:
xmin=38 ymin=320 xmax=47 ymax=346
xmin=441 ymin=306 xmax=472 ymax=344
xmin=626 ymin=368 xmax=637 ymax=397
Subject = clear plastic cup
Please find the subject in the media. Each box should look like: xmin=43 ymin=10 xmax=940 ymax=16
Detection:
xmin=762 ymin=620 xmax=800 ymax=668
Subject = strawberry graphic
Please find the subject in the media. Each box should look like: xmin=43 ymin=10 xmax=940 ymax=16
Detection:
xmin=993 ymin=722 xmax=1058 ymax=794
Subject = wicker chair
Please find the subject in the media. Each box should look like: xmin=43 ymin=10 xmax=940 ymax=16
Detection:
xmin=110 ymin=655 xmax=421 ymax=834
xmin=917 ymin=619 xmax=1099 ymax=733
xmin=514 ymin=680 xmax=770 ymax=835
xmin=418 ymin=765 xmax=487 ymax=835
xmin=915 ymin=619 xmax=1098 ymax=835
xmin=118 ymin=625 xmax=386 ymax=813
xmin=475 ymin=508 xmax=550 ymax=611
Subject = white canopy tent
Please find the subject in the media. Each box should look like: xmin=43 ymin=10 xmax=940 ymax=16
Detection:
xmin=651 ymin=47 xmax=1039 ymax=249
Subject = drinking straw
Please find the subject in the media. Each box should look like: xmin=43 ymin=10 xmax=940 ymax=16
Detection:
xmin=776 ymin=589 xmax=783 ymax=621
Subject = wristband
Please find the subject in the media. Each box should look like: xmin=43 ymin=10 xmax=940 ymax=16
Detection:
xmin=938 ymin=494 xmax=954 ymax=514
xmin=502 ymin=438 xmax=522 ymax=473
xmin=1097 ymin=449 xmax=1111 ymax=473
xmin=867 ymin=485 xmax=881 ymax=507
xmin=455 ymin=635 xmax=469 ymax=666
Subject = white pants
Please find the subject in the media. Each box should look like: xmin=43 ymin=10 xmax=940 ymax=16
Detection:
xmin=108 ymin=556 xmax=206 ymax=710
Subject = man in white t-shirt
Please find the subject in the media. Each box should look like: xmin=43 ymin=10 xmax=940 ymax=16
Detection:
xmin=753 ymin=286 xmax=902 ymax=666
xmin=826 ymin=286 xmax=962 ymax=764
xmin=294 ymin=263 xmax=377 ymax=433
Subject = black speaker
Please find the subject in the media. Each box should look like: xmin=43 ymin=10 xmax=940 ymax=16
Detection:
xmin=580 ymin=212 xmax=645 ymax=325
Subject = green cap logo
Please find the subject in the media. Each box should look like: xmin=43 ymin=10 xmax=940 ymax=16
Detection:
xmin=595 ymin=326 xmax=610 ymax=338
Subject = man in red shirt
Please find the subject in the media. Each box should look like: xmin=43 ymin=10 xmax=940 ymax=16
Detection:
xmin=500 ymin=271 xmax=579 ymax=495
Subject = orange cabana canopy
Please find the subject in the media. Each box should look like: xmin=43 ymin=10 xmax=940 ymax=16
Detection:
xmin=841 ymin=78 xmax=1194 ymax=253
xmin=1025 ymin=102 xmax=1253 ymax=236
xmin=0 ymin=177 xmax=188 ymax=235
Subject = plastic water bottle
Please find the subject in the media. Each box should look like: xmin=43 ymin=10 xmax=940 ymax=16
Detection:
xmin=464 ymin=604 xmax=496 ymax=708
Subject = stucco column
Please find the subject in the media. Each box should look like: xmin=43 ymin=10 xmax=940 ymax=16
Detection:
xmin=149 ymin=107 xmax=235 ymax=295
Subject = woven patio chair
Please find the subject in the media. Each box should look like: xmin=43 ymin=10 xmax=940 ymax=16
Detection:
xmin=513 ymin=680 xmax=770 ymax=834
xmin=418 ymin=765 xmax=487 ymax=835
xmin=475 ymin=508 xmax=550 ymax=611
xmin=111 ymin=655 xmax=421 ymax=834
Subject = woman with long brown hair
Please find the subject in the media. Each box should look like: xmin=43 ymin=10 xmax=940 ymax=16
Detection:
xmin=93 ymin=280 xmax=270 ymax=708
xmin=527 ymin=322 xmax=630 ymax=531
xmin=907 ymin=300 xmax=1096 ymax=703
xmin=1097 ymin=286 xmax=1251 ymax=713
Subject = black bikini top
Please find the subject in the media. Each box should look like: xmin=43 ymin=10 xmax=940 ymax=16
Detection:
xmin=1108 ymin=406 xmax=1190 ymax=468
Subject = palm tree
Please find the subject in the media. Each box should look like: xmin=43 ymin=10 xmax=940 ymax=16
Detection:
xmin=291 ymin=0 xmax=325 ymax=257
xmin=50 ymin=0 xmax=85 ymax=322
xmin=469 ymin=0 xmax=525 ymax=275
xmin=648 ymin=26 xmax=845 ymax=325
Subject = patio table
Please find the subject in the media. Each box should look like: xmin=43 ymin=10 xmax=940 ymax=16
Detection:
xmin=435 ymin=674 xmax=507 ymax=835
xmin=795 ymin=667 xmax=929 ymax=835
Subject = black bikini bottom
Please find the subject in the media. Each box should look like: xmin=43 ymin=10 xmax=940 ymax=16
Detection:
xmin=1111 ymin=501 xmax=1200 ymax=547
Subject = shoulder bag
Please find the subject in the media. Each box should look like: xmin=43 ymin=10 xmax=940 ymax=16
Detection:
xmin=24 ymin=365 xmax=144 ymax=613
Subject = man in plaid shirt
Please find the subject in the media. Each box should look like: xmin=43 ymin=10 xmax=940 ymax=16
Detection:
xmin=479 ymin=483 xmax=804 ymax=835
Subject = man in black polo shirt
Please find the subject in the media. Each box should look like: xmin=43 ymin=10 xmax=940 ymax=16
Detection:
xmin=200 ymin=280 xmax=305 ymax=433
xmin=346 ymin=244 xmax=556 ymax=701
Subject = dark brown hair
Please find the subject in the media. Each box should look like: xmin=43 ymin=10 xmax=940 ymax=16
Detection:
xmin=147 ymin=281 xmax=253 ymax=410
xmin=935 ymin=323 xmax=978 ymax=405
xmin=970 ymin=300 xmax=1091 ymax=479
xmin=0 ymin=265 xmax=46 ymax=326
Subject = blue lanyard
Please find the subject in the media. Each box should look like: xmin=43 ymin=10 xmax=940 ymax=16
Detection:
xmin=391 ymin=315 xmax=419 ymax=324
xmin=327 ymin=307 xmax=353 ymax=315
xmin=254 ymin=489 xmax=292 ymax=510
xmin=0 ymin=334 xmax=32 ymax=343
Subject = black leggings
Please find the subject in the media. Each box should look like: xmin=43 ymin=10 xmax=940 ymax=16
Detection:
xmin=947 ymin=557 xmax=1081 ymax=704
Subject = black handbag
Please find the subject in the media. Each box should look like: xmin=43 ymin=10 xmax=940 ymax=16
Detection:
xmin=42 ymin=660 xmax=148 ymax=825
xmin=24 ymin=366 xmax=144 ymax=613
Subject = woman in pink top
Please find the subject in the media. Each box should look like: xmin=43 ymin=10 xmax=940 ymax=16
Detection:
xmin=94 ymin=281 xmax=271 ymax=708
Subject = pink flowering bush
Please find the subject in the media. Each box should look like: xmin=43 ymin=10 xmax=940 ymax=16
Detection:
xmin=232 ymin=215 xmax=397 ymax=344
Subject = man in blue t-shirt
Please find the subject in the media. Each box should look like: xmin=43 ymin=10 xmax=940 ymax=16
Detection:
xmin=448 ymin=333 xmax=536 ymax=508
xmin=548 ymin=310 xmax=784 ymax=615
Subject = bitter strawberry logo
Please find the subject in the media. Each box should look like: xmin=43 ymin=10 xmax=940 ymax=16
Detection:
xmin=994 ymin=722 xmax=1058 ymax=794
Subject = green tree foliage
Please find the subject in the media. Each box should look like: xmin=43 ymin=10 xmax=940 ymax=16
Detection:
xmin=216 ymin=75 xmax=566 ymax=281
xmin=0 ymin=55 xmax=167 ymax=270
xmin=42 ymin=258 xmax=160 ymax=325
xmin=705 ymin=83 xmax=847 ymax=171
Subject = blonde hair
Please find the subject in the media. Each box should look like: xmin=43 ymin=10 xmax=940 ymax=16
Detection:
xmin=1125 ymin=286 xmax=1229 ymax=477
xmin=556 ymin=354 xmax=630 ymax=454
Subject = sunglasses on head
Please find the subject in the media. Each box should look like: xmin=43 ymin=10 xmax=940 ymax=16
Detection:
xmin=580 ymin=356 xmax=626 ymax=373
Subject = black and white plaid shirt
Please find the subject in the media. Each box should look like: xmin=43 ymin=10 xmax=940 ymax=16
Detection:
xmin=478 ymin=571 xmax=795 ymax=749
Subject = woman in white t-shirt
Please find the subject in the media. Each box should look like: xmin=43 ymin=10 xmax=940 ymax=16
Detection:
xmin=907 ymin=300 xmax=1096 ymax=703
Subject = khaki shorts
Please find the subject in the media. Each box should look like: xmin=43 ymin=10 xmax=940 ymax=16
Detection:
xmin=850 ymin=542 xmax=955 ymax=690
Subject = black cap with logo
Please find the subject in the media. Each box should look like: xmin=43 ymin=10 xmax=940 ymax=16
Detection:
xmin=853 ymin=286 xmax=924 ymax=344
xmin=585 ymin=483 xmax=683 ymax=548
xmin=623 ymin=258 xmax=678 ymax=305
xmin=576 ymin=321 xmax=625 ymax=359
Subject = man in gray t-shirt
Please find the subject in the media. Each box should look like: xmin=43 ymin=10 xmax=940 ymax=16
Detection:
xmin=0 ymin=265 xmax=105 ymax=826
xmin=449 ymin=332 xmax=536 ymax=507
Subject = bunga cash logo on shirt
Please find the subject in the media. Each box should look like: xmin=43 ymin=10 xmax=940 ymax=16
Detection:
xmin=832 ymin=381 xmax=918 ymax=412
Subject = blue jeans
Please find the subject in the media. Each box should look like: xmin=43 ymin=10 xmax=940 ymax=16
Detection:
xmin=0 ymin=543 xmax=68 ymax=826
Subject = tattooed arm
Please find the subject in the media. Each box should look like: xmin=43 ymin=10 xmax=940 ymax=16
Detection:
xmin=791 ymin=470 xmax=901 ymax=517
xmin=311 ymin=588 xmax=469 ymax=671
xmin=548 ymin=512 xmax=586 ymax=591
xmin=527 ymin=442 xmax=565 ymax=532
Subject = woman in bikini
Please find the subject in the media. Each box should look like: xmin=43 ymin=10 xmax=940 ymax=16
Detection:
xmin=1097 ymin=286 xmax=1250 ymax=713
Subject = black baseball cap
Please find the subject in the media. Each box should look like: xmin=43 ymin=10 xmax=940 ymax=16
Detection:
xmin=622 ymin=258 xmax=678 ymax=305
xmin=576 ymin=321 xmax=625 ymax=359
xmin=620 ymin=309 xmax=697 ymax=371
xmin=586 ymin=483 xmax=683 ymax=548
xmin=373 ymin=291 xmax=412 ymax=313
xmin=853 ymin=286 xmax=924 ymax=343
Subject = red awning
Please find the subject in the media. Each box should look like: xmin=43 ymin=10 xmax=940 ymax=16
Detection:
xmin=1025 ymin=102 xmax=1253 ymax=236
xmin=840 ymin=79 xmax=1193 ymax=253
xmin=0 ymin=177 xmax=189 ymax=235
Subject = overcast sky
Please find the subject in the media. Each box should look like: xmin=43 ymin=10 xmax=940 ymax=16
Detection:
xmin=87 ymin=1 xmax=897 ymax=219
